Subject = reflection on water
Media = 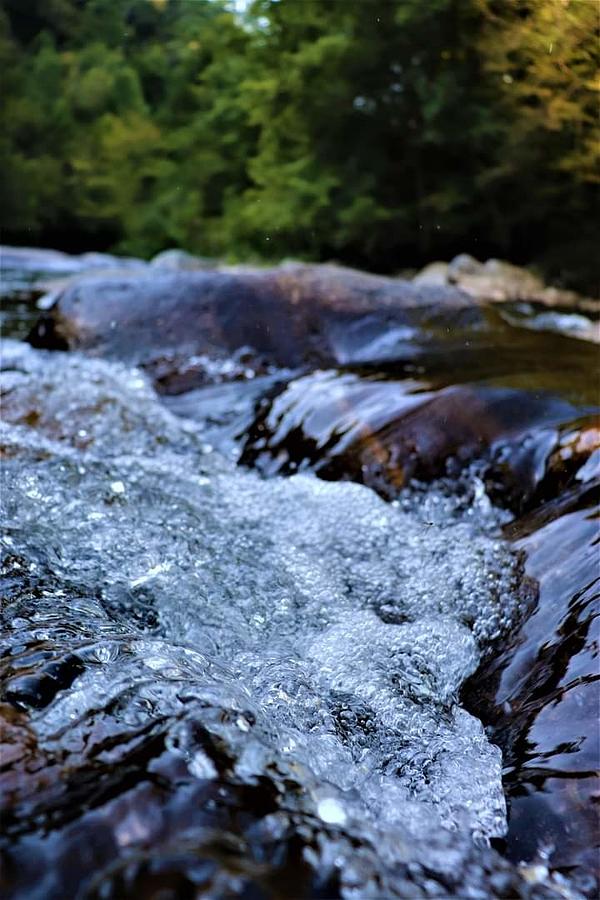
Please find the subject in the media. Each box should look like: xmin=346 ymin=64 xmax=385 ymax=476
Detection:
xmin=467 ymin=497 xmax=599 ymax=879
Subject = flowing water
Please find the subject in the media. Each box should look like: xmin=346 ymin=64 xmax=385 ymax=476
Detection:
xmin=1 ymin=265 xmax=598 ymax=898
xmin=1 ymin=340 xmax=530 ymax=894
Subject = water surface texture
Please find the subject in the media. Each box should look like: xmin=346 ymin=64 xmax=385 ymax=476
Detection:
xmin=1 ymin=251 xmax=598 ymax=898
xmin=1 ymin=340 xmax=553 ymax=898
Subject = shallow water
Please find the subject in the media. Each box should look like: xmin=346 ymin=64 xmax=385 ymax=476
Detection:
xmin=466 ymin=494 xmax=600 ymax=881
xmin=234 ymin=341 xmax=599 ymax=888
xmin=0 ymin=340 xmax=550 ymax=898
xmin=1 ymin=253 xmax=598 ymax=897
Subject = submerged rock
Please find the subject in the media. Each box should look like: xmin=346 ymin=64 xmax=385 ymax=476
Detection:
xmin=240 ymin=370 xmax=577 ymax=494
xmin=463 ymin=433 xmax=599 ymax=882
xmin=427 ymin=414 xmax=600 ymax=882
xmin=236 ymin=365 xmax=599 ymax=883
xmin=484 ymin=416 xmax=600 ymax=513
xmin=1 ymin=340 xmax=562 ymax=899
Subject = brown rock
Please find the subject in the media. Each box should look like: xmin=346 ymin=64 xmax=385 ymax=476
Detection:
xmin=414 ymin=253 xmax=599 ymax=315
xmin=240 ymin=370 xmax=577 ymax=497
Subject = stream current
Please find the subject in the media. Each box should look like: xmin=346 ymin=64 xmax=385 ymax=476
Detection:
xmin=0 ymin=337 xmax=548 ymax=897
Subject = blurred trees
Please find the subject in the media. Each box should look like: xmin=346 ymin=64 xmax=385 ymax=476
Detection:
xmin=474 ymin=0 xmax=599 ymax=288
xmin=0 ymin=0 xmax=597 ymax=289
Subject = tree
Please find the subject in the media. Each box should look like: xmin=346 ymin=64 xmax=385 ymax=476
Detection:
xmin=0 ymin=0 xmax=597 ymax=290
xmin=476 ymin=0 xmax=599 ymax=288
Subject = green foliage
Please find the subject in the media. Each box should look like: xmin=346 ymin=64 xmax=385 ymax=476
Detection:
xmin=0 ymin=0 xmax=597 ymax=289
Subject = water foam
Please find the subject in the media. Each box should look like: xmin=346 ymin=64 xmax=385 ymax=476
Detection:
xmin=1 ymin=340 xmax=531 ymax=892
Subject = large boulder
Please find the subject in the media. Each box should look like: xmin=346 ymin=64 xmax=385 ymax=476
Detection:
xmin=28 ymin=263 xmax=480 ymax=392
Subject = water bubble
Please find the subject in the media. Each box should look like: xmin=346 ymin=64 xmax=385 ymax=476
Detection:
xmin=317 ymin=797 xmax=348 ymax=825
xmin=0 ymin=340 xmax=532 ymax=893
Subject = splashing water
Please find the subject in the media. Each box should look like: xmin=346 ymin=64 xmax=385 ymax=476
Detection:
xmin=0 ymin=340 xmax=558 ymax=897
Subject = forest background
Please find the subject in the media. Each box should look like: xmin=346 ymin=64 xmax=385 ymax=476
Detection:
xmin=1 ymin=0 xmax=598 ymax=292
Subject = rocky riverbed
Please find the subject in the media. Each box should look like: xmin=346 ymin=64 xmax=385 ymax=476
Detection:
xmin=1 ymin=247 xmax=598 ymax=898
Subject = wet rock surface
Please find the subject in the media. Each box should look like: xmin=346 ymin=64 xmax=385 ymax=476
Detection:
xmin=239 ymin=372 xmax=578 ymax=494
xmin=27 ymin=262 xmax=480 ymax=393
xmin=1 ymin=248 xmax=599 ymax=898
xmin=234 ymin=344 xmax=599 ymax=888
xmin=464 ymin=435 xmax=599 ymax=881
